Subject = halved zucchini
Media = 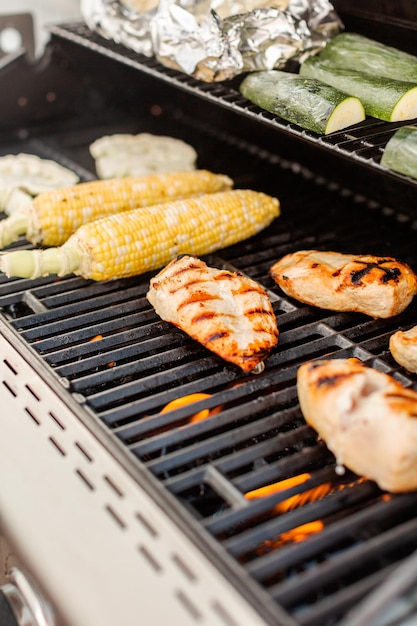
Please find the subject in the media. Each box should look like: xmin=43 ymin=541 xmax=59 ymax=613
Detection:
xmin=239 ymin=70 xmax=365 ymax=135
xmin=381 ymin=125 xmax=417 ymax=180
xmin=319 ymin=32 xmax=417 ymax=84
xmin=300 ymin=56 xmax=417 ymax=123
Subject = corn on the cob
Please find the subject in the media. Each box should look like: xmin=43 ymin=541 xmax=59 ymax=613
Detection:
xmin=0 ymin=190 xmax=280 ymax=282
xmin=0 ymin=170 xmax=233 ymax=249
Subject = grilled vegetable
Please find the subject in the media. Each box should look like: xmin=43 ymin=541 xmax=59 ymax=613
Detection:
xmin=0 ymin=169 xmax=233 ymax=249
xmin=0 ymin=189 xmax=280 ymax=282
xmin=299 ymin=55 xmax=417 ymax=122
xmin=147 ymin=255 xmax=278 ymax=372
xmin=0 ymin=153 xmax=79 ymax=214
xmin=270 ymin=250 xmax=417 ymax=318
xmin=89 ymin=133 xmax=197 ymax=178
xmin=381 ymin=125 xmax=417 ymax=180
xmin=319 ymin=32 xmax=417 ymax=84
xmin=240 ymin=70 xmax=365 ymax=135
xmin=297 ymin=358 xmax=417 ymax=492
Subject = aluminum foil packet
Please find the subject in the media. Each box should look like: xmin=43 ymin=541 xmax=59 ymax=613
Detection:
xmin=81 ymin=0 xmax=342 ymax=81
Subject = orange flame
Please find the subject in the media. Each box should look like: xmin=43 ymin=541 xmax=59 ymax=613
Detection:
xmin=280 ymin=520 xmax=324 ymax=542
xmin=259 ymin=521 xmax=325 ymax=552
xmin=246 ymin=475 xmax=328 ymax=550
xmin=161 ymin=393 xmax=222 ymax=423
xmin=245 ymin=473 xmax=311 ymax=499
xmin=246 ymin=474 xmax=372 ymax=549
xmin=245 ymin=473 xmax=333 ymax=514
xmin=89 ymin=334 xmax=103 ymax=342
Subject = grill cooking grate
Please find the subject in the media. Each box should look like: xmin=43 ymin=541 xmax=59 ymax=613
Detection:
xmin=2 ymin=127 xmax=417 ymax=625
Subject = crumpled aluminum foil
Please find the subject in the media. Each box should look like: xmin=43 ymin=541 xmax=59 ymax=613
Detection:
xmin=81 ymin=0 xmax=342 ymax=81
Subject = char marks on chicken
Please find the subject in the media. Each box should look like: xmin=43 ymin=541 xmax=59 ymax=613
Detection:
xmin=147 ymin=255 xmax=278 ymax=372
xmin=270 ymin=250 xmax=417 ymax=318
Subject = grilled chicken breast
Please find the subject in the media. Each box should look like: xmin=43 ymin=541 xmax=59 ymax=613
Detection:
xmin=270 ymin=250 xmax=417 ymax=318
xmin=297 ymin=358 xmax=417 ymax=492
xmin=390 ymin=325 xmax=417 ymax=373
xmin=147 ymin=255 xmax=278 ymax=372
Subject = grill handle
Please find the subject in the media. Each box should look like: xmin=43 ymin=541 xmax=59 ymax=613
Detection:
xmin=0 ymin=568 xmax=54 ymax=626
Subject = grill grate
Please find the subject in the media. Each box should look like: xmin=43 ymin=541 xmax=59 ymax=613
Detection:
xmin=2 ymin=128 xmax=417 ymax=625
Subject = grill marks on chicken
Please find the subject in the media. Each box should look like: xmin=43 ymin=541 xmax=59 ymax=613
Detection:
xmin=349 ymin=260 xmax=402 ymax=285
xmin=297 ymin=358 xmax=417 ymax=492
xmin=147 ymin=255 xmax=278 ymax=372
xmin=270 ymin=250 xmax=417 ymax=318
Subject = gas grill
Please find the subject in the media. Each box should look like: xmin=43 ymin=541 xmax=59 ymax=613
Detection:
xmin=1 ymin=3 xmax=417 ymax=626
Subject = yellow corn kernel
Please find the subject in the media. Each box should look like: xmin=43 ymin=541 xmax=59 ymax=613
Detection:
xmin=0 ymin=170 xmax=233 ymax=249
xmin=0 ymin=189 xmax=280 ymax=282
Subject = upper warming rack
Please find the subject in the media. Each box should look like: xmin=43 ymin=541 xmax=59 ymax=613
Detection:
xmin=46 ymin=21 xmax=417 ymax=217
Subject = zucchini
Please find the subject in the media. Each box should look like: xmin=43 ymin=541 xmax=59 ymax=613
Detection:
xmin=381 ymin=125 xmax=417 ymax=180
xmin=300 ymin=55 xmax=417 ymax=122
xmin=239 ymin=70 xmax=365 ymax=135
xmin=319 ymin=33 xmax=417 ymax=84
